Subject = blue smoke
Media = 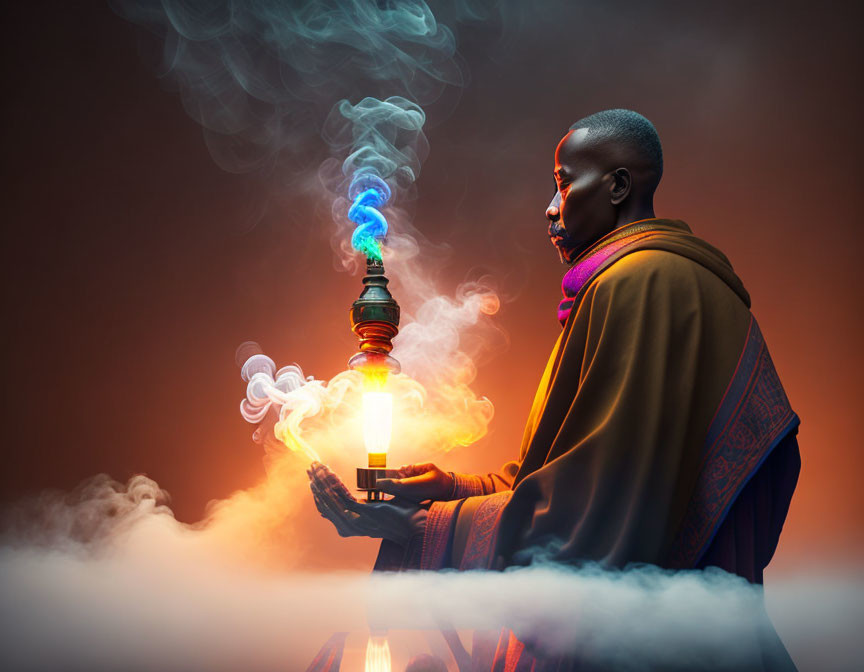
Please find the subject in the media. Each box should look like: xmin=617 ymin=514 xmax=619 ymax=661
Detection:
xmin=327 ymin=95 xmax=426 ymax=260
xmin=348 ymin=175 xmax=390 ymax=261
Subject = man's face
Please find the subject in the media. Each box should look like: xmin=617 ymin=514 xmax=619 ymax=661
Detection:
xmin=546 ymin=128 xmax=617 ymax=263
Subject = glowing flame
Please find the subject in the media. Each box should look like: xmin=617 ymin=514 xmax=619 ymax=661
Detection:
xmin=233 ymin=281 xmax=501 ymax=560
xmin=364 ymin=635 xmax=391 ymax=672
xmin=358 ymin=359 xmax=391 ymax=390
xmin=356 ymin=361 xmax=395 ymax=468
xmin=363 ymin=391 xmax=392 ymax=468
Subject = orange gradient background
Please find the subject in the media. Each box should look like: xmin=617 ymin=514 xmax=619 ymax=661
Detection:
xmin=1 ymin=0 xmax=862 ymax=574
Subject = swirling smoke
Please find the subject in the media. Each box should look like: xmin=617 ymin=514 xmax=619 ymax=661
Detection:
xmin=4 ymin=2 xmax=858 ymax=672
xmin=112 ymin=0 xmax=509 ymax=462
xmin=109 ymin=0 xmax=474 ymax=177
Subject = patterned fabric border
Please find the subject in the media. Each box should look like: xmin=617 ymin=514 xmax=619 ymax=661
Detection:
xmin=451 ymin=472 xmax=485 ymax=498
xmin=669 ymin=317 xmax=799 ymax=568
xmin=459 ymin=491 xmax=513 ymax=570
xmin=421 ymin=499 xmax=461 ymax=570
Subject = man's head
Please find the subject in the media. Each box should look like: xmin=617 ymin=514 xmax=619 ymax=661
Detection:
xmin=547 ymin=109 xmax=663 ymax=263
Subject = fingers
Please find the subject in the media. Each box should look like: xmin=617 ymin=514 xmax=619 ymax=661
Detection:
xmin=309 ymin=463 xmax=358 ymax=504
xmin=375 ymin=478 xmax=402 ymax=495
xmin=377 ymin=470 xmax=438 ymax=502
xmin=307 ymin=464 xmax=421 ymax=542
xmin=309 ymin=481 xmax=338 ymax=522
xmin=310 ymin=478 xmax=393 ymax=539
xmin=308 ymin=464 xmax=359 ymax=509
xmin=396 ymin=462 xmax=437 ymax=478
xmin=307 ymin=463 xmax=387 ymax=538
xmin=308 ymin=466 xmax=360 ymax=536
xmin=308 ymin=477 xmax=346 ymax=521
xmin=309 ymin=480 xmax=346 ymax=528
xmin=310 ymin=480 xmax=364 ymax=538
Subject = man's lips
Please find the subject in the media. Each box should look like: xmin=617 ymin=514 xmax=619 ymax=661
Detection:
xmin=548 ymin=223 xmax=567 ymax=247
xmin=548 ymin=223 xmax=579 ymax=262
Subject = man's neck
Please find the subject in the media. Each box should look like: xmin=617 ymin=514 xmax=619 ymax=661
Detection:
xmin=615 ymin=201 xmax=656 ymax=229
xmin=561 ymin=202 xmax=658 ymax=264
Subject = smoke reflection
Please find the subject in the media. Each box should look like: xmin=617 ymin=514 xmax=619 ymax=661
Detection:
xmin=1 ymin=496 xmax=861 ymax=672
xmin=8 ymin=2 xmax=852 ymax=671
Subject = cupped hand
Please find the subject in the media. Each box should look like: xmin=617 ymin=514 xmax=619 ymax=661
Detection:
xmin=375 ymin=462 xmax=455 ymax=502
xmin=307 ymin=462 xmax=426 ymax=546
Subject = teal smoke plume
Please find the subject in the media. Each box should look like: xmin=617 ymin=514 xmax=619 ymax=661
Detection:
xmin=348 ymin=176 xmax=390 ymax=261
xmin=110 ymin=0 xmax=493 ymax=257
xmin=327 ymin=96 xmax=426 ymax=260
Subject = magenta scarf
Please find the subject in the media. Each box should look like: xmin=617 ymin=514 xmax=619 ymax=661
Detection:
xmin=557 ymin=221 xmax=670 ymax=326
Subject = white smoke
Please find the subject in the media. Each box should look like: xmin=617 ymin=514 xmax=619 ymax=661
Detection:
xmin=393 ymin=280 xmax=503 ymax=387
xmin=7 ymin=4 xmax=852 ymax=672
xmin=0 ymin=490 xmax=861 ymax=672
xmin=109 ymin=0 xmax=488 ymax=180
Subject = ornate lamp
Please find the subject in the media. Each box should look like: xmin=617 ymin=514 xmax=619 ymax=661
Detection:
xmin=350 ymin=258 xmax=400 ymax=500
xmin=345 ymin=171 xmax=402 ymax=501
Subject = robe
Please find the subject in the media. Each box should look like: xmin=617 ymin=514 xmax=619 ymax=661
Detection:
xmin=372 ymin=219 xmax=801 ymax=670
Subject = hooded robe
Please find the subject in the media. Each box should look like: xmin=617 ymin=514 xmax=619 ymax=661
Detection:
xmin=371 ymin=219 xmax=800 ymax=670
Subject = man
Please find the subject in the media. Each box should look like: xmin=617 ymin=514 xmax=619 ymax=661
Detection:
xmin=308 ymin=109 xmax=801 ymax=668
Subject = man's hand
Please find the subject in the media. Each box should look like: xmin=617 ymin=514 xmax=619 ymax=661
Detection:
xmin=376 ymin=463 xmax=454 ymax=502
xmin=307 ymin=462 xmax=426 ymax=546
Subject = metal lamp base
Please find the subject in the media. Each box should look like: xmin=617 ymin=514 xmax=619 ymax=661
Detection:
xmin=357 ymin=467 xmax=398 ymax=501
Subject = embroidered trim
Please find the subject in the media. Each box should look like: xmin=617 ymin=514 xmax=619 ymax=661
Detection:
xmin=421 ymin=500 xmax=460 ymax=570
xmin=669 ymin=317 xmax=798 ymax=568
xmin=570 ymin=220 xmax=684 ymax=265
xmin=451 ymin=472 xmax=484 ymax=498
xmin=459 ymin=491 xmax=513 ymax=570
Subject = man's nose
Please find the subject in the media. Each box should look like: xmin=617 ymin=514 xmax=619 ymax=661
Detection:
xmin=546 ymin=192 xmax=561 ymax=221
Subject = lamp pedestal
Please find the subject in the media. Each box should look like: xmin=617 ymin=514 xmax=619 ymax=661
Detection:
xmin=356 ymin=467 xmax=398 ymax=502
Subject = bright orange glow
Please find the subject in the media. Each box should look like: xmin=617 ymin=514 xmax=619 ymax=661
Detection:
xmin=364 ymin=635 xmax=391 ymax=672
xmin=360 ymin=363 xmax=393 ymax=466
xmin=361 ymin=363 xmax=390 ymax=392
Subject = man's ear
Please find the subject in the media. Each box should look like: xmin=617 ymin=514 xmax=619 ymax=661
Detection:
xmin=609 ymin=167 xmax=631 ymax=205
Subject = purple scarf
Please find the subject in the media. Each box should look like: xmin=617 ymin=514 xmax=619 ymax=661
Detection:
xmin=557 ymin=223 xmax=661 ymax=325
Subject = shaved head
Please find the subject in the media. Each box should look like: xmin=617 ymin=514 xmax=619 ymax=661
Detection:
xmin=546 ymin=109 xmax=663 ymax=262
xmin=569 ymin=109 xmax=663 ymax=191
